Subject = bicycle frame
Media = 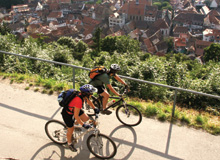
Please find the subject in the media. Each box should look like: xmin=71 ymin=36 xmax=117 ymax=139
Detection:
xmin=73 ymin=114 xmax=100 ymax=144
xmin=93 ymin=94 xmax=126 ymax=111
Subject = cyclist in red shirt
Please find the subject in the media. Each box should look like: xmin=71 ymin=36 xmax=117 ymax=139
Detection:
xmin=61 ymin=84 xmax=99 ymax=152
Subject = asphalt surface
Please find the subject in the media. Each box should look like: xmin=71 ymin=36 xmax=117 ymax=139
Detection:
xmin=0 ymin=80 xmax=220 ymax=160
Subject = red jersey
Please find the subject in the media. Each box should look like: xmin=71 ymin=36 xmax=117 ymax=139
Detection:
xmin=67 ymin=96 xmax=83 ymax=115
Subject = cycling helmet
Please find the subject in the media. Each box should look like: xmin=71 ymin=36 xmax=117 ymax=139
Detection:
xmin=80 ymin=84 xmax=97 ymax=97
xmin=110 ymin=64 xmax=121 ymax=71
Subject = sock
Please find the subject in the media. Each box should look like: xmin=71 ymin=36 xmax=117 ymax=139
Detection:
xmin=68 ymin=142 xmax=72 ymax=145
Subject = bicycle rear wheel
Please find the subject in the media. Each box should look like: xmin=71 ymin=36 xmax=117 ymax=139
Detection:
xmin=45 ymin=120 xmax=67 ymax=145
xmin=87 ymin=133 xmax=117 ymax=159
xmin=116 ymin=104 xmax=142 ymax=126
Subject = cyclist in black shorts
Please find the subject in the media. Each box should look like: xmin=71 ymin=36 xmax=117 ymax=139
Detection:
xmin=61 ymin=84 xmax=99 ymax=152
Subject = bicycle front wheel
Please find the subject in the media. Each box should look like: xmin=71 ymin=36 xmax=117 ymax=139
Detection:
xmin=116 ymin=104 xmax=142 ymax=126
xmin=87 ymin=133 xmax=117 ymax=159
xmin=45 ymin=120 xmax=67 ymax=145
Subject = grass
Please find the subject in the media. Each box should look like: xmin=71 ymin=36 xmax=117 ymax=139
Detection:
xmin=0 ymin=72 xmax=220 ymax=135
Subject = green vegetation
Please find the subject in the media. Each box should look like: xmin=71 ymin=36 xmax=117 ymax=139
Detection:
xmin=153 ymin=0 xmax=173 ymax=11
xmin=0 ymin=30 xmax=220 ymax=109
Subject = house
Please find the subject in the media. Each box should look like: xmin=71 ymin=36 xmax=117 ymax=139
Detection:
xmin=2 ymin=16 xmax=13 ymax=24
xmin=174 ymin=34 xmax=187 ymax=53
xmin=195 ymin=39 xmax=212 ymax=56
xmin=173 ymin=26 xmax=188 ymax=37
xmin=144 ymin=5 xmax=158 ymax=23
xmin=11 ymin=4 xmax=30 ymax=13
xmin=129 ymin=28 xmax=142 ymax=41
xmin=143 ymin=30 xmax=168 ymax=54
xmin=47 ymin=11 xmax=63 ymax=22
xmin=173 ymin=12 xmax=204 ymax=30
xmin=26 ymin=23 xmax=41 ymax=33
xmin=92 ymin=4 xmax=114 ymax=21
xmin=123 ymin=21 xmax=136 ymax=34
xmin=82 ymin=16 xmax=101 ymax=26
xmin=45 ymin=0 xmax=71 ymax=4
xmin=142 ymin=38 xmax=156 ymax=53
xmin=155 ymin=40 xmax=168 ymax=54
xmin=8 ymin=22 xmax=25 ymax=33
xmin=118 ymin=0 xmax=151 ymax=22
xmin=153 ymin=18 xmax=170 ymax=37
xmin=36 ymin=2 xmax=43 ymax=11
xmin=194 ymin=0 xmax=205 ymax=8
xmin=11 ymin=4 xmax=30 ymax=23
xmin=203 ymin=28 xmax=220 ymax=42
xmin=210 ymin=0 xmax=219 ymax=8
xmin=109 ymin=12 xmax=125 ymax=27
xmin=200 ymin=5 xmax=210 ymax=15
xmin=145 ymin=18 xmax=170 ymax=37
xmin=204 ymin=10 xmax=220 ymax=29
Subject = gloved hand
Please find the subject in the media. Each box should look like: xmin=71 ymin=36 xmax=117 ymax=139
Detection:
xmin=82 ymin=123 xmax=92 ymax=129
xmin=94 ymin=108 xmax=100 ymax=114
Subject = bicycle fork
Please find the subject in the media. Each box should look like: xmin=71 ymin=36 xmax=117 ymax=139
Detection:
xmin=94 ymin=129 xmax=103 ymax=149
xmin=123 ymin=102 xmax=131 ymax=117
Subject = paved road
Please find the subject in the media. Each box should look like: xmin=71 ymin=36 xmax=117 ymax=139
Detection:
xmin=0 ymin=81 xmax=220 ymax=160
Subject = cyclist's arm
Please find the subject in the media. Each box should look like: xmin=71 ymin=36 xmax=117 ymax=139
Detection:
xmin=85 ymin=97 xmax=95 ymax=109
xmin=74 ymin=107 xmax=84 ymax=126
xmin=107 ymin=84 xmax=120 ymax=96
xmin=114 ymin=74 xmax=127 ymax=86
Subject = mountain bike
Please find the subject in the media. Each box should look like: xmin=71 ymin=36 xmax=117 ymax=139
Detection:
xmin=85 ymin=87 xmax=142 ymax=127
xmin=45 ymin=113 xmax=117 ymax=159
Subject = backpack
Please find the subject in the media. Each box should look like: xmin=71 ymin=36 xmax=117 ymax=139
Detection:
xmin=89 ymin=66 xmax=107 ymax=79
xmin=57 ymin=89 xmax=80 ymax=108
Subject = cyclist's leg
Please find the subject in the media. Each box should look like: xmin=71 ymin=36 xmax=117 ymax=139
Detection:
xmin=61 ymin=109 xmax=75 ymax=144
xmin=79 ymin=109 xmax=90 ymax=122
xmin=100 ymin=90 xmax=109 ymax=110
xmin=96 ymin=85 xmax=109 ymax=110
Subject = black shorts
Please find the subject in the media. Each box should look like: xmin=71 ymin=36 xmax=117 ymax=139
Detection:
xmin=96 ymin=85 xmax=106 ymax=94
xmin=61 ymin=109 xmax=84 ymax=128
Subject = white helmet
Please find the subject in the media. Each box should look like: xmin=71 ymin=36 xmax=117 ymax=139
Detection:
xmin=110 ymin=64 xmax=121 ymax=71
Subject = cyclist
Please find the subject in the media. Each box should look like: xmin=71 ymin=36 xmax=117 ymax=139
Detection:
xmin=61 ymin=84 xmax=99 ymax=152
xmin=89 ymin=64 xmax=128 ymax=115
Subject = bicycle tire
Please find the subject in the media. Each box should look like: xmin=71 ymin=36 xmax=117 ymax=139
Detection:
xmin=116 ymin=104 xmax=142 ymax=126
xmin=45 ymin=120 xmax=67 ymax=145
xmin=87 ymin=133 xmax=117 ymax=159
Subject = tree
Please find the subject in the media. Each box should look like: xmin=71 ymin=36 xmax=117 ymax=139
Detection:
xmin=92 ymin=27 xmax=102 ymax=53
xmin=115 ymin=36 xmax=140 ymax=53
xmin=164 ymin=37 xmax=174 ymax=53
xmin=0 ymin=23 xmax=11 ymax=35
xmin=101 ymin=36 xmax=117 ymax=55
xmin=57 ymin=36 xmax=76 ymax=49
xmin=204 ymin=43 xmax=220 ymax=62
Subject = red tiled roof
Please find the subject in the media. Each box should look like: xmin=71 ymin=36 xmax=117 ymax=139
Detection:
xmin=82 ymin=16 xmax=101 ymax=25
xmin=174 ymin=37 xmax=186 ymax=47
xmin=143 ymin=38 xmax=156 ymax=53
xmin=127 ymin=3 xmax=145 ymax=16
xmin=48 ymin=11 xmax=62 ymax=18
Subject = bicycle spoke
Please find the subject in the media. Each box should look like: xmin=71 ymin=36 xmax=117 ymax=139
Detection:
xmin=116 ymin=104 xmax=142 ymax=126
xmin=87 ymin=134 xmax=116 ymax=159
xmin=45 ymin=120 xmax=67 ymax=144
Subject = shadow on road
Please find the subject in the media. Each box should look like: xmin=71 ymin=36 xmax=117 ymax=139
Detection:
xmin=109 ymin=124 xmax=183 ymax=160
xmin=0 ymin=102 xmax=62 ymax=120
xmin=0 ymin=102 xmax=51 ymax=121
